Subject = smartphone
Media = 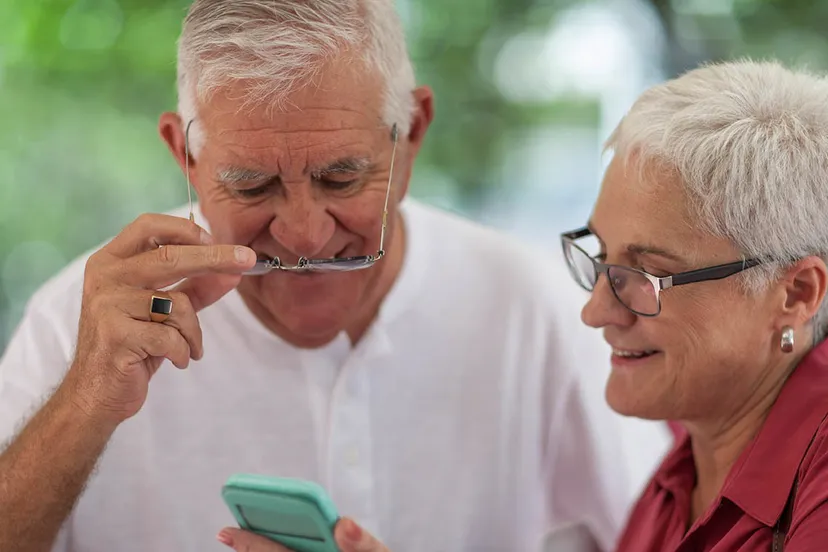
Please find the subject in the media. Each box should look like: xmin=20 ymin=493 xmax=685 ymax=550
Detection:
xmin=222 ymin=473 xmax=340 ymax=552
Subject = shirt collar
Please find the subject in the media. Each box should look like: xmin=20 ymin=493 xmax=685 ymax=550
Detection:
xmin=652 ymin=426 xmax=695 ymax=498
xmin=723 ymin=339 xmax=828 ymax=526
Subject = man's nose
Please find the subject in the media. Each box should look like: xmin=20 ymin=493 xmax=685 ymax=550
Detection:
xmin=268 ymin=189 xmax=335 ymax=259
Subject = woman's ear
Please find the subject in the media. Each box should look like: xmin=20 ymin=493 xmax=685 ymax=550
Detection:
xmin=778 ymin=256 xmax=828 ymax=327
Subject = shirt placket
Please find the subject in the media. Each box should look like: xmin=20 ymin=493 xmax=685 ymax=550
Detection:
xmin=326 ymin=339 xmax=381 ymax=535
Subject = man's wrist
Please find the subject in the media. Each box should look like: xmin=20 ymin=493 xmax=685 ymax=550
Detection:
xmin=52 ymin=381 xmax=121 ymax=437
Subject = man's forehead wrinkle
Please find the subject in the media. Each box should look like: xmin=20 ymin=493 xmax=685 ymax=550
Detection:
xmin=210 ymin=126 xmax=379 ymax=146
xmin=205 ymin=106 xmax=377 ymax=132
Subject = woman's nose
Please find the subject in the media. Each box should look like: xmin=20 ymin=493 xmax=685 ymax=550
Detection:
xmin=581 ymin=273 xmax=637 ymax=328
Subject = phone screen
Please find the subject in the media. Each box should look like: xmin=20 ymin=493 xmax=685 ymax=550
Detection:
xmin=238 ymin=504 xmax=325 ymax=541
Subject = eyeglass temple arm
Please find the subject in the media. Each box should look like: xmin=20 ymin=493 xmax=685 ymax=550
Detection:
xmin=669 ymin=258 xmax=763 ymax=287
xmin=377 ymin=123 xmax=399 ymax=258
xmin=184 ymin=119 xmax=196 ymax=224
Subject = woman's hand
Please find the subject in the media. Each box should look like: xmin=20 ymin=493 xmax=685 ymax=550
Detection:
xmin=217 ymin=518 xmax=390 ymax=552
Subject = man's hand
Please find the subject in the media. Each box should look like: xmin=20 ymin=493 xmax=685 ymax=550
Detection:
xmin=64 ymin=213 xmax=256 ymax=425
xmin=217 ymin=518 xmax=390 ymax=552
xmin=0 ymin=214 xmax=257 ymax=552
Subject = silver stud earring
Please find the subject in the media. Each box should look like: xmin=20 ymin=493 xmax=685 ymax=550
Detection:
xmin=781 ymin=326 xmax=795 ymax=353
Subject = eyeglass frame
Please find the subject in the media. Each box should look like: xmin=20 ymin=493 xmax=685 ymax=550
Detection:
xmin=560 ymin=226 xmax=765 ymax=316
xmin=183 ymin=119 xmax=400 ymax=274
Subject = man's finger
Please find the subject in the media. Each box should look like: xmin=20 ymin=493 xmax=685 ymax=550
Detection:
xmin=217 ymin=528 xmax=293 ymax=552
xmin=173 ymin=273 xmax=244 ymax=313
xmin=114 ymin=244 xmax=256 ymax=289
xmin=104 ymin=213 xmax=213 ymax=258
xmin=111 ymin=289 xmax=204 ymax=360
xmin=121 ymin=319 xmax=192 ymax=370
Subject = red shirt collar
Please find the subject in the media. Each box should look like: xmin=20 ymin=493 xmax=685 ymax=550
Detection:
xmin=724 ymin=340 xmax=828 ymax=525
xmin=651 ymin=339 xmax=828 ymax=527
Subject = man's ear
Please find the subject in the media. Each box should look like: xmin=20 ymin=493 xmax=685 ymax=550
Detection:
xmin=395 ymin=86 xmax=434 ymax=200
xmin=159 ymin=111 xmax=190 ymax=174
xmin=407 ymin=86 xmax=434 ymax=157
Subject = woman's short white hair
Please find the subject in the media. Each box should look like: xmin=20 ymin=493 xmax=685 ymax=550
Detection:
xmin=176 ymin=0 xmax=416 ymax=154
xmin=606 ymin=59 xmax=828 ymax=342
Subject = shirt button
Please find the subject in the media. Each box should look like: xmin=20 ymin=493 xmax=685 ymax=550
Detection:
xmin=345 ymin=447 xmax=360 ymax=466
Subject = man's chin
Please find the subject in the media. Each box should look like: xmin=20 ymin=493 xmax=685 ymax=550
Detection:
xmin=235 ymin=287 xmax=356 ymax=347
xmin=272 ymin=306 xmax=355 ymax=347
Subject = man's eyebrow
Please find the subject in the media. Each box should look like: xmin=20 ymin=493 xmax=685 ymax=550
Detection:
xmin=314 ymin=157 xmax=372 ymax=175
xmin=215 ymin=166 xmax=274 ymax=184
xmin=215 ymin=157 xmax=373 ymax=183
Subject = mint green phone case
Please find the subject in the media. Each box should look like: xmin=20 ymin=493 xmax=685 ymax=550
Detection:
xmin=222 ymin=473 xmax=340 ymax=552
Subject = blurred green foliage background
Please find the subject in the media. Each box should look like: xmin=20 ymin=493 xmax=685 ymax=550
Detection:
xmin=1 ymin=0 xmax=827 ymax=351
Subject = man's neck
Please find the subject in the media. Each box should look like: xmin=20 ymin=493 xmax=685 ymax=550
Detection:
xmin=344 ymin=210 xmax=406 ymax=345
xmin=685 ymin=354 xmax=803 ymax=525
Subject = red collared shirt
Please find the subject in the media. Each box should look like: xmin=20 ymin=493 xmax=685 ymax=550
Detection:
xmin=616 ymin=340 xmax=828 ymax=552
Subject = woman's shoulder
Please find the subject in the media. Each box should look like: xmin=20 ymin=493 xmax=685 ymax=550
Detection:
xmin=796 ymin=413 xmax=828 ymax=497
xmin=784 ymin=415 xmax=828 ymax=544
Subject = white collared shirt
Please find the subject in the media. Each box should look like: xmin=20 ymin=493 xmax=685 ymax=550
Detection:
xmin=0 ymin=199 xmax=670 ymax=551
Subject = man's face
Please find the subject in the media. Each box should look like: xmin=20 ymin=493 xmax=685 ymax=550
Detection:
xmin=161 ymin=60 xmax=432 ymax=347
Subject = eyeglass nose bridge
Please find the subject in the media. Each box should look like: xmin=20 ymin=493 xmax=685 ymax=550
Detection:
xmin=264 ymin=256 xmax=310 ymax=271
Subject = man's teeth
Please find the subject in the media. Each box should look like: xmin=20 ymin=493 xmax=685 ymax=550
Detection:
xmin=612 ymin=349 xmax=657 ymax=358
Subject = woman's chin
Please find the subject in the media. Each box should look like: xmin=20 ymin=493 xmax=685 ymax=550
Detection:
xmin=605 ymin=374 xmax=674 ymax=421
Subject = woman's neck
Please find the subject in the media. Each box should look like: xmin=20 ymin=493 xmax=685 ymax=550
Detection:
xmin=684 ymin=353 xmax=804 ymax=526
xmin=686 ymin=408 xmax=767 ymax=524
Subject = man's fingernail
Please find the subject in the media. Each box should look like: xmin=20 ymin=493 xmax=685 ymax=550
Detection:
xmin=200 ymin=229 xmax=214 ymax=244
xmin=216 ymin=529 xmax=234 ymax=547
xmin=235 ymin=246 xmax=254 ymax=264
xmin=345 ymin=519 xmax=362 ymax=542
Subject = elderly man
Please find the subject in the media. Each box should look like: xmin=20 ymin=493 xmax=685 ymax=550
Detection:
xmin=0 ymin=1 xmax=670 ymax=551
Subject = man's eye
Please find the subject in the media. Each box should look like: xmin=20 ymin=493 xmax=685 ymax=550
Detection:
xmin=321 ymin=178 xmax=359 ymax=190
xmin=314 ymin=172 xmax=363 ymax=191
xmin=232 ymin=185 xmax=270 ymax=198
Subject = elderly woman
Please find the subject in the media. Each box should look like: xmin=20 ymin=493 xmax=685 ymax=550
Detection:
xmin=221 ymin=60 xmax=828 ymax=551
xmin=558 ymin=59 xmax=828 ymax=550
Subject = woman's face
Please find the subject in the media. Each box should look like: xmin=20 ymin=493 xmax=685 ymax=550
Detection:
xmin=581 ymin=156 xmax=784 ymax=423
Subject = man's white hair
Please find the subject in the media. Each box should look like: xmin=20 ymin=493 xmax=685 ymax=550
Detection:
xmin=176 ymin=0 xmax=416 ymax=154
xmin=606 ymin=59 xmax=828 ymax=342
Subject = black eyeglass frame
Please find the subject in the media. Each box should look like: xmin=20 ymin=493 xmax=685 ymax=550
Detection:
xmin=560 ymin=226 xmax=764 ymax=316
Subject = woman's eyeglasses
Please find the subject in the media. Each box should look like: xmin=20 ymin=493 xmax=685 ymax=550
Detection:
xmin=560 ymin=227 xmax=763 ymax=316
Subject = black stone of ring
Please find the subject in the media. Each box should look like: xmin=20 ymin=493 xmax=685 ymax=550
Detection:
xmin=149 ymin=294 xmax=173 ymax=323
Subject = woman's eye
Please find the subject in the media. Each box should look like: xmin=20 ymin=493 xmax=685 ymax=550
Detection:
xmin=641 ymin=266 xmax=671 ymax=277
